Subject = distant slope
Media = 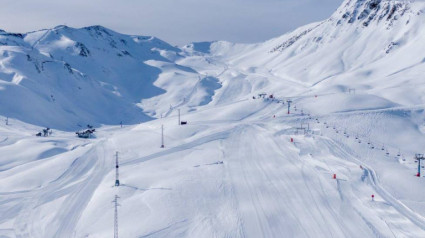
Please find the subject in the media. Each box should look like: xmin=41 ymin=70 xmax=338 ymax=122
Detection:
xmin=185 ymin=0 xmax=425 ymax=107
xmin=2 ymin=0 xmax=425 ymax=130
xmin=0 ymin=26 xmax=216 ymax=130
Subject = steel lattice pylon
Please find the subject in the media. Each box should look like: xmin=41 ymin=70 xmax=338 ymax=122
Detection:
xmin=113 ymin=195 xmax=120 ymax=238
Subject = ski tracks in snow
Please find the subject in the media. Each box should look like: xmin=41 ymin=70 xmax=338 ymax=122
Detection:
xmin=9 ymin=138 xmax=117 ymax=238
xmin=321 ymin=137 xmax=425 ymax=237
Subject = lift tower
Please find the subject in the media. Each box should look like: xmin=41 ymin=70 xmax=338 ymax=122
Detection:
xmin=113 ymin=195 xmax=120 ymax=238
xmin=415 ymin=154 xmax=425 ymax=177
xmin=178 ymin=109 xmax=181 ymax=125
xmin=286 ymin=99 xmax=293 ymax=114
xmin=161 ymin=125 xmax=165 ymax=148
xmin=115 ymin=152 xmax=120 ymax=186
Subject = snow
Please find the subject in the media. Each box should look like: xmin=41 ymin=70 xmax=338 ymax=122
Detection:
xmin=2 ymin=0 xmax=425 ymax=237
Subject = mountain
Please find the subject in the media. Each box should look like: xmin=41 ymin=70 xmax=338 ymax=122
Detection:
xmin=191 ymin=0 xmax=425 ymax=107
xmin=2 ymin=1 xmax=424 ymax=130
xmin=0 ymin=25 xmax=219 ymax=130
xmin=3 ymin=0 xmax=425 ymax=237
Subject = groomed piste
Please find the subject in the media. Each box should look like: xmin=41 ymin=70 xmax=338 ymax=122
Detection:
xmin=2 ymin=0 xmax=425 ymax=237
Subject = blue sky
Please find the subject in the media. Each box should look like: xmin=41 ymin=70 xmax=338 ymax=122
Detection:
xmin=0 ymin=0 xmax=342 ymax=45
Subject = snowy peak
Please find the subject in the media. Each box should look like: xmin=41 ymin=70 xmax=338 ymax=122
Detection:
xmin=23 ymin=25 xmax=179 ymax=59
xmin=0 ymin=25 xmax=206 ymax=130
xmin=270 ymin=0 xmax=418 ymax=53
xmin=335 ymin=0 xmax=412 ymax=27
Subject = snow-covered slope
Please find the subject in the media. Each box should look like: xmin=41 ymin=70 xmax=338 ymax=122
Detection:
xmin=2 ymin=0 xmax=425 ymax=237
xmin=0 ymin=26 xmax=219 ymax=130
xmin=190 ymin=0 xmax=425 ymax=107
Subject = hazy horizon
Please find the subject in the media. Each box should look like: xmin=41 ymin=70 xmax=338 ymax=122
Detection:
xmin=0 ymin=0 xmax=342 ymax=45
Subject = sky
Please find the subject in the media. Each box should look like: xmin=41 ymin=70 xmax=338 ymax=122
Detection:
xmin=0 ymin=0 xmax=343 ymax=45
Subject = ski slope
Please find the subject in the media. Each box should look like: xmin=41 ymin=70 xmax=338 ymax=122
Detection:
xmin=2 ymin=87 xmax=425 ymax=237
xmin=2 ymin=0 xmax=425 ymax=237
